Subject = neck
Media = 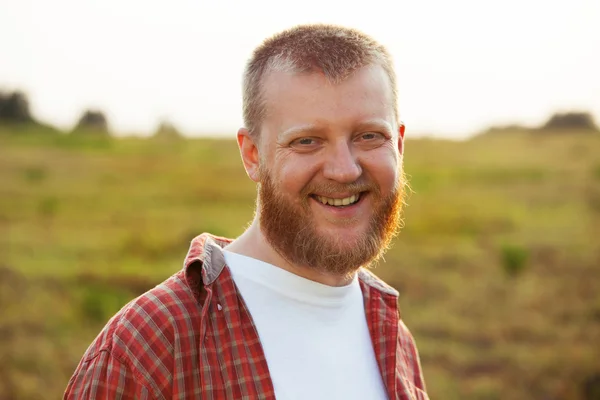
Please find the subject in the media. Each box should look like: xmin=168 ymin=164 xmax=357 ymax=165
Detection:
xmin=225 ymin=219 xmax=356 ymax=287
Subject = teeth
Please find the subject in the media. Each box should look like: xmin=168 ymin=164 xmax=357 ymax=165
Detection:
xmin=316 ymin=194 xmax=360 ymax=207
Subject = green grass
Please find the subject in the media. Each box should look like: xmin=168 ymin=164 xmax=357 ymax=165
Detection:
xmin=1 ymin=126 xmax=599 ymax=399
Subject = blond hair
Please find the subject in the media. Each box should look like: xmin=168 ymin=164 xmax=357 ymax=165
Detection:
xmin=242 ymin=24 xmax=399 ymax=136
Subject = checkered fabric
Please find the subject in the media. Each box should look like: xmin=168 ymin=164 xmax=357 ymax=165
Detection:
xmin=64 ymin=233 xmax=428 ymax=399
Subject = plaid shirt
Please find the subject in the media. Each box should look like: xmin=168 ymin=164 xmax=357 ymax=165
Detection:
xmin=65 ymin=233 xmax=428 ymax=400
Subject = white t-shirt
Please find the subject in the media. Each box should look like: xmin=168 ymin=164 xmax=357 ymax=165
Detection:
xmin=223 ymin=250 xmax=388 ymax=400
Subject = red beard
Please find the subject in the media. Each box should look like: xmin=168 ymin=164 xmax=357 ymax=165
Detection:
xmin=258 ymin=168 xmax=406 ymax=277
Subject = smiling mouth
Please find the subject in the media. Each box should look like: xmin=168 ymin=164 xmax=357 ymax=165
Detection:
xmin=312 ymin=193 xmax=362 ymax=207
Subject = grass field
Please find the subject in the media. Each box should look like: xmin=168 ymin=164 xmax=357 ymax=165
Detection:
xmin=1 ymin=125 xmax=599 ymax=399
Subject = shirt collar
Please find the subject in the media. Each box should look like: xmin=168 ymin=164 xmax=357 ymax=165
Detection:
xmin=184 ymin=232 xmax=399 ymax=297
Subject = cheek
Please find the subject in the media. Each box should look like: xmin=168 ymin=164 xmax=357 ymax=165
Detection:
xmin=273 ymin=158 xmax=317 ymax=196
xmin=379 ymin=167 xmax=400 ymax=193
xmin=363 ymin=152 xmax=400 ymax=191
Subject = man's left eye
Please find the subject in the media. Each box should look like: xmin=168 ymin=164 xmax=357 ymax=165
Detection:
xmin=358 ymin=132 xmax=384 ymax=141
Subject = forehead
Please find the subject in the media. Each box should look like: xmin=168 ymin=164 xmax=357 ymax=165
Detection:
xmin=260 ymin=65 xmax=396 ymax=135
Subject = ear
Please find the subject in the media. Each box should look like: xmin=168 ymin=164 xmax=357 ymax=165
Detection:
xmin=237 ymin=128 xmax=261 ymax=183
xmin=397 ymin=122 xmax=405 ymax=155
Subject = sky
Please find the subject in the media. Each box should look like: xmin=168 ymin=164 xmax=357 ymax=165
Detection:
xmin=1 ymin=0 xmax=599 ymax=139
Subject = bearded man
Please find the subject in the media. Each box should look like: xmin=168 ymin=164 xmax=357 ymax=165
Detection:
xmin=65 ymin=24 xmax=428 ymax=400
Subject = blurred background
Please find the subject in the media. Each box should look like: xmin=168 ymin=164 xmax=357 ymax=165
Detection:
xmin=1 ymin=0 xmax=599 ymax=399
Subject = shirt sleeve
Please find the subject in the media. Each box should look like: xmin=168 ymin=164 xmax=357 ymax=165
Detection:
xmin=64 ymin=350 xmax=153 ymax=400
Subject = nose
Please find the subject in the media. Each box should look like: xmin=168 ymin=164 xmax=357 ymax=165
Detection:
xmin=322 ymin=140 xmax=362 ymax=183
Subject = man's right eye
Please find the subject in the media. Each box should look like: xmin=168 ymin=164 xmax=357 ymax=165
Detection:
xmin=290 ymin=137 xmax=320 ymax=150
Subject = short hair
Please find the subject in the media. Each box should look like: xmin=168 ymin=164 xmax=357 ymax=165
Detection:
xmin=242 ymin=24 xmax=399 ymax=137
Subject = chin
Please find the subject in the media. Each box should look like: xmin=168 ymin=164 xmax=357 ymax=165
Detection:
xmin=316 ymin=224 xmax=368 ymax=245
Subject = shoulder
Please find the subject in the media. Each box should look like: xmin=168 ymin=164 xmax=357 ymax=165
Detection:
xmin=357 ymin=268 xmax=427 ymax=392
xmin=397 ymin=319 xmax=419 ymax=361
xmin=82 ymin=270 xmax=202 ymax=374
xmin=67 ymin=270 xmax=205 ymax=398
xmin=397 ymin=319 xmax=428 ymax=394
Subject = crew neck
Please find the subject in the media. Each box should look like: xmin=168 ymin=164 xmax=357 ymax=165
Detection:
xmin=222 ymin=250 xmax=359 ymax=308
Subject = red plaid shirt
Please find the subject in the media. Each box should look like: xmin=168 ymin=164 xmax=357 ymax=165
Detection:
xmin=65 ymin=233 xmax=428 ymax=399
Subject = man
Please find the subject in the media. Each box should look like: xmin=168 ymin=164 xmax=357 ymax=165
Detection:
xmin=65 ymin=24 xmax=428 ymax=400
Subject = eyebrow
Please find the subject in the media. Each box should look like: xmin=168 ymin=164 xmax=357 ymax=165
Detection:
xmin=279 ymin=124 xmax=327 ymax=140
xmin=354 ymin=119 xmax=394 ymax=135
xmin=278 ymin=118 xmax=395 ymax=141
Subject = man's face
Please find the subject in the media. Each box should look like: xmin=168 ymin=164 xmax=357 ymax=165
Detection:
xmin=256 ymin=65 xmax=405 ymax=276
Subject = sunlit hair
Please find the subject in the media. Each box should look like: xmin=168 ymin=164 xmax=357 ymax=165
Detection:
xmin=242 ymin=24 xmax=399 ymax=137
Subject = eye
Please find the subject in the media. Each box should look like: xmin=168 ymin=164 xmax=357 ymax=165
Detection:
xmin=289 ymin=136 xmax=322 ymax=151
xmin=360 ymin=132 xmax=379 ymax=140
xmin=297 ymin=138 xmax=315 ymax=145
xmin=355 ymin=132 xmax=386 ymax=145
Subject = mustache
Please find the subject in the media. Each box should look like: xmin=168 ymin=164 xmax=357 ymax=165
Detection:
xmin=301 ymin=180 xmax=379 ymax=197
